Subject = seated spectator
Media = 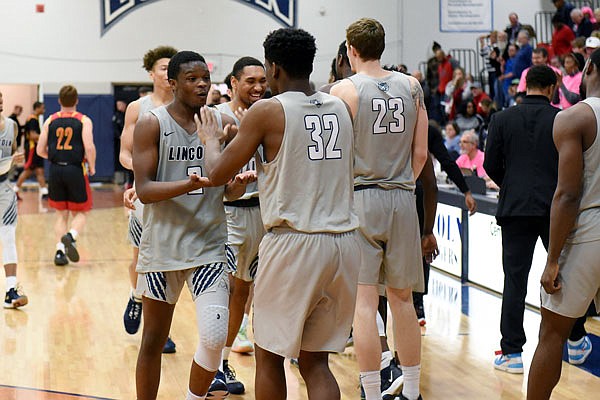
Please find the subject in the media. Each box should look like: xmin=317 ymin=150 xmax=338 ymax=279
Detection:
xmin=445 ymin=67 xmax=470 ymax=120
xmin=572 ymin=36 xmax=586 ymax=56
xmin=456 ymin=130 xmax=499 ymax=189
xmin=444 ymin=121 xmax=461 ymax=160
xmin=556 ymin=52 xmax=583 ymax=109
xmin=552 ymin=15 xmax=575 ymax=57
xmin=571 ymin=8 xmax=594 ymax=38
xmin=470 ymin=82 xmax=492 ymax=116
xmin=585 ymin=35 xmax=600 ymax=58
xmin=455 ymin=100 xmax=484 ymax=140
xmin=553 ymin=0 xmax=576 ymax=30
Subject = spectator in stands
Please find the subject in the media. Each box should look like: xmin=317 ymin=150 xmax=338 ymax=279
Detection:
xmin=498 ymin=31 xmax=509 ymax=57
xmin=443 ymin=121 xmax=461 ymax=160
xmin=427 ymin=42 xmax=444 ymax=123
xmin=571 ymin=8 xmax=594 ymax=39
xmin=582 ymin=6 xmax=596 ymax=26
xmin=594 ymin=8 xmax=600 ymax=30
xmin=445 ymin=67 xmax=470 ymax=121
xmin=437 ymin=49 xmax=459 ymax=121
xmin=556 ymin=52 xmax=583 ymax=109
xmin=572 ymin=36 xmax=586 ymax=57
xmin=585 ymin=35 xmax=600 ymax=58
xmin=471 ymin=82 xmax=492 ymax=116
xmin=507 ymin=79 xmax=522 ymax=107
xmin=456 ymin=130 xmax=497 ymax=190
xmin=517 ymin=47 xmax=562 ymax=100
xmin=455 ymin=101 xmax=484 ymax=147
xmin=505 ymin=12 xmax=523 ymax=44
xmin=552 ymin=15 xmax=575 ymax=58
xmin=553 ymin=0 xmax=576 ymax=30
xmin=498 ymin=43 xmax=519 ymax=108
xmin=412 ymin=70 xmax=431 ymax=112
xmin=513 ymin=31 xmax=533 ymax=86
xmin=480 ymin=31 xmax=501 ymax=99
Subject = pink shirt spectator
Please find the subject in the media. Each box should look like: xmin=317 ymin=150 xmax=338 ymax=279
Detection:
xmin=559 ymin=71 xmax=582 ymax=110
xmin=456 ymin=149 xmax=487 ymax=178
xmin=517 ymin=65 xmax=562 ymax=92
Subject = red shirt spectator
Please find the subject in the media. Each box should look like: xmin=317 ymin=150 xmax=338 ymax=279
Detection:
xmin=437 ymin=50 xmax=455 ymax=94
xmin=470 ymin=82 xmax=492 ymax=115
xmin=552 ymin=17 xmax=575 ymax=57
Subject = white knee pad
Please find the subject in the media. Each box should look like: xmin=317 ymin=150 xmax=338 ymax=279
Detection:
xmin=193 ymin=304 xmax=229 ymax=371
xmin=0 ymin=225 xmax=17 ymax=265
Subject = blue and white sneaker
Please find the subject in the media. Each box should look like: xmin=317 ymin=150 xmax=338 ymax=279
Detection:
xmin=162 ymin=336 xmax=176 ymax=354
xmin=207 ymin=370 xmax=229 ymax=399
xmin=567 ymin=336 xmax=592 ymax=365
xmin=493 ymin=351 xmax=524 ymax=374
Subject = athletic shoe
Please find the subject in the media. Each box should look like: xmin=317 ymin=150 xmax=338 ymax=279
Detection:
xmin=61 ymin=233 xmax=79 ymax=262
xmin=54 ymin=250 xmax=68 ymax=266
xmin=415 ymin=304 xmax=426 ymax=326
xmin=493 ymin=351 xmax=524 ymax=374
xmin=567 ymin=336 xmax=593 ymax=365
xmin=382 ymin=359 xmax=404 ymax=399
xmin=207 ymin=370 xmax=229 ymax=399
xmin=222 ymin=359 xmax=244 ymax=395
xmin=123 ymin=296 xmax=143 ymax=334
xmin=162 ymin=336 xmax=176 ymax=354
xmin=232 ymin=325 xmax=254 ymax=353
xmin=395 ymin=394 xmax=423 ymax=400
xmin=4 ymin=286 xmax=28 ymax=309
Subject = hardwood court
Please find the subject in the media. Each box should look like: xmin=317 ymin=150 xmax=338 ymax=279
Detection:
xmin=1 ymin=187 xmax=599 ymax=399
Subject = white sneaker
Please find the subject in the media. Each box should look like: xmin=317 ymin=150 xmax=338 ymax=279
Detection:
xmin=567 ymin=336 xmax=592 ymax=365
xmin=232 ymin=325 xmax=254 ymax=354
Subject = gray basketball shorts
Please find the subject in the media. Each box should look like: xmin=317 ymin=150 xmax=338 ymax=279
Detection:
xmin=354 ymin=187 xmax=424 ymax=291
xmin=225 ymin=205 xmax=265 ymax=281
xmin=541 ymin=239 xmax=600 ymax=318
xmin=140 ymin=262 xmax=228 ymax=305
xmin=0 ymin=181 xmax=17 ymax=227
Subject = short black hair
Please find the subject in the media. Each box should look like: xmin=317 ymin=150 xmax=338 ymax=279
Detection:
xmin=337 ymin=40 xmax=349 ymax=65
xmin=167 ymin=51 xmax=207 ymax=80
xmin=533 ymin=46 xmax=549 ymax=58
xmin=33 ymin=101 xmax=43 ymax=110
xmin=224 ymin=72 xmax=233 ymax=90
xmin=263 ymin=28 xmax=316 ymax=79
xmin=525 ymin=65 xmax=557 ymax=90
xmin=142 ymin=46 xmax=178 ymax=72
xmin=231 ymin=56 xmax=264 ymax=80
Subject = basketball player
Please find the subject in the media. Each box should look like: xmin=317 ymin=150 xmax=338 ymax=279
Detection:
xmin=0 ymin=92 xmax=27 ymax=309
xmin=331 ymin=18 xmax=428 ymax=400
xmin=197 ymin=27 xmax=360 ymax=400
xmin=119 ymin=46 xmax=178 ymax=351
xmin=132 ymin=50 xmax=249 ymax=400
xmin=15 ymin=101 xmax=48 ymax=199
xmin=36 ymin=85 xmax=96 ymax=267
xmin=319 ymin=40 xmax=353 ymax=94
xmin=215 ymin=55 xmax=267 ymax=395
xmin=527 ymin=50 xmax=600 ymax=400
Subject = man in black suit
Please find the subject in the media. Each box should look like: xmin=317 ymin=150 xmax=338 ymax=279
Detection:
xmin=484 ymin=65 xmax=559 ymax=374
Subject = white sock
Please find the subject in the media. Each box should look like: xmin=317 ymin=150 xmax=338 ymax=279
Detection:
xmin=360 ymin=370 xmax=381 ymax=400
xmin=240 ymin=313 xmax=249 ymax=330
xmin=568 ymin=337 xmax=585 ymax=346
xmin=130 ymin=288 xmax=142 ymax=302
xmin=222 ymin=346 xmax=231 ymax=361
xmin=6 ymin=276 xmax=17 ymax=291
xmin=401 ymin=364 xmax=421 ymax=400
xmin=381 ymin=350 xmax=393 ymax=369
xmin=69 ymin=229 xmax=78 ymax=240
xmin=40 ymin=186 xmax=48 ymax=195
xmin=56 ymin=242 xmax=65 ymax=252
xmin=376 ymin=310 xmax=386 ymax=336
xmin=186 ymin=388 xmax=205 ymax=400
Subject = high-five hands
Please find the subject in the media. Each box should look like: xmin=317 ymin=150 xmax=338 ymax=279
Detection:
xmin=195 ymin=106 xmax=228 ymax=145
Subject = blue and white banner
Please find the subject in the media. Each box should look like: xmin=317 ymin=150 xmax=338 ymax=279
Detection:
xmin=101 ymin=0 xmax=296 ymax=36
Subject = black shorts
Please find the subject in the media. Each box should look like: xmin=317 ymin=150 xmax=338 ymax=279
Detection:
xmin=24 ymin=141 xmax=44 ymax=169
xmin=48 ymin=164 xmax=92 ymax=212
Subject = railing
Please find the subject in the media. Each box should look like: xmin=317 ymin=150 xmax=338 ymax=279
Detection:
xmin=449 ymin=48 xmax=480 ymax=81
xmin=534 ymin=11 xmax=554 ymax=44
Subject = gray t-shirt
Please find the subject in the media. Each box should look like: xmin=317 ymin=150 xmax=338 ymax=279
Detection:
xmin=137 ymin=105 xmax=227 ymax=272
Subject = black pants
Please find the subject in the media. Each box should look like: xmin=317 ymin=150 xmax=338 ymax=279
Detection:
xmin=499 ymin=216 xmax=550 ymax=354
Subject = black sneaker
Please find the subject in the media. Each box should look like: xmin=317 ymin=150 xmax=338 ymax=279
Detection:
xmin=54 ymin=250 xmax=68 ymax=266
xmin=162 ymin=336 xmax=176 ymax=354
xmin=61 ymin=233 xmax=79 ymax=262
xmin=123 ymin=296 xmax=143 ymax=334
xmin=4 ymin=287 xmax=28 ymax=309
xmin=223 ymin=360 xmax=245 ymax=394
xmin=207 ymin=370 xmax=229 ymax=399
xmin=382 ymin=359 xmax=404 ymax=400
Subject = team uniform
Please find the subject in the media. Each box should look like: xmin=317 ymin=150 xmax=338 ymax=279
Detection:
xmin=23 ymin=114 xmax=44 ymax=170
xmin=136 ymin=105 xmax=229 ymax=371
xmin=215 ymin=103 xmax=265 ymax=281
xmin=253 ymin=91 xmax=360 ymax=358
xmin=128 ymin=95 xmax=158 ymax=248
xmin=349 ymin=72 xmax=424 ymax=291
xmin=0 ymin=118 xmax=18 ymax=266
xmin=46 ymin=111 xmax=92 ymax=212
xmin=541 ymin=97 xmax=600 ymax=317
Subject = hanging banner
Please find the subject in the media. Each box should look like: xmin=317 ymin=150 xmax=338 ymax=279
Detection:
xmin=440 ymin=0 xmax=493 ymax=32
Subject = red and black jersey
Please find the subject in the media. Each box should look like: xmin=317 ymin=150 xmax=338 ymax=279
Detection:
xmin=47 ymin=111 xmax=86 ymax=165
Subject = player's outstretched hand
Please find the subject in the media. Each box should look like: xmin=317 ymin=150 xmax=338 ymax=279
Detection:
xmin=11 ymin=152 xmax=24 ymax=165
xmin=123 ymin=188 xmax=138 ymax=210
xmin=234 ymin=107 xmax=248 ymax=122
xmin=189 ymin=172 xmax=212 ymax=190
xmin=234 ymin=170 xmax=257 ymax=185
xmin=195 ymin=106 xmax=227 ymax=145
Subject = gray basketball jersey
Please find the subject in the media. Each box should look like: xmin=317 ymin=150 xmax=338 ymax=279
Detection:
xmin=349 ymin=71 xmax=418 ymax=191
xmin=568 ymin=98 xmax=600 ymax=243
xmin=258 ymin=91 xmax=358 ymax=233
xmin=0 ymin=117 xmax=17 ymax=226
xmin=0 ymin=117 xmax=15 ymax=163
xmin=137 ymin=106 xmax=227 ymax=272
xmin=215 ymin=102 xmax=260 ymax=200
xmin=137 ymin=95 xmax=158 ymax=119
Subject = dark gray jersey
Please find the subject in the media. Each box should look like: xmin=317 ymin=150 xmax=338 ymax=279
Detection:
xmin=258 ymin=91 xmax=358 ymax=233
xmin=349 ymin=72 xmax=417 ymax=191
xmin=137 ymin=106 xmax=227 ymax=272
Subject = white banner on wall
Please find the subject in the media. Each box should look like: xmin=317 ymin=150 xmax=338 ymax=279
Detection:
xmin=440 ymin=0 xmax=493 ymax=32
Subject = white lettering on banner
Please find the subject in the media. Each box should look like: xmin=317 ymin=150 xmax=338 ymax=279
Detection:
xmin=431 ymin=203 xmax=462 ymax=277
